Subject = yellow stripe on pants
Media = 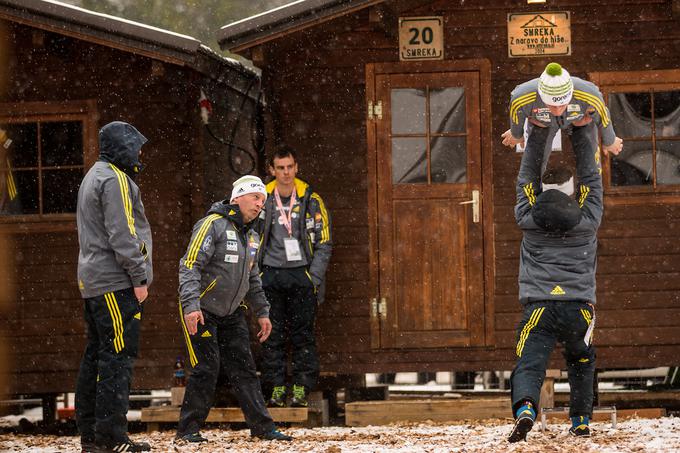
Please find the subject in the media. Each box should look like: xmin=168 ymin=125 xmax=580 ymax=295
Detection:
xmin=105 ymin=292 xmax=125 ymax=353
xmin=178 ymin=300 xmax=198 ymax=367
xmin=516 ymin=307 xmax=545 ymax=357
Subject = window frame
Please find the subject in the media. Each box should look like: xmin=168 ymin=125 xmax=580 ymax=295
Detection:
xmin=589 ymin=69 xmax=680 ymax=205
xmin=0 ymin=100 xmax=98 ymax=232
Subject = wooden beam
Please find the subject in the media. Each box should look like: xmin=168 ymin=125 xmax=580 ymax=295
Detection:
xmin=345 ymin=398 xmax=509 ymax=426
xmin=141 ymin=406 xmax=308 ymax=423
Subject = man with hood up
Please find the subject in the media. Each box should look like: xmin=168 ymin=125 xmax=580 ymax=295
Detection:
xmin=508 ymin=123 xmax=603 ymax=443
xmin=175 ymin=175 xmax=292 ymax=444
xmin=75 ymin=121 xmax=153 ymax=452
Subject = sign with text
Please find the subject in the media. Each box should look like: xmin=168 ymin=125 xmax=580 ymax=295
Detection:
xmin=399 ymin=16 xmax=444 ymax=61
xmin=507 ymin=12 xmax=571 ymax=57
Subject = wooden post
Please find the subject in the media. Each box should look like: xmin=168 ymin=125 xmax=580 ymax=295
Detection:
xmin=539 ymin=369 xmax=561 ymax=414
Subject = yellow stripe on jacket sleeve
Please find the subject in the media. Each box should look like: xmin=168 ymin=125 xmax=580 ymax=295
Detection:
xmin=109 ymin=164 xmax=136 ymax=237
xmin=184 ymin=214 xmax=221 ymax=269
xmin=573 ymin=90 xmax=610 ymax=128
xmin=6 ymin=159 xmax=17 ymax=200
xmin=105 ymin=292 xmax=125 ymax=353
xmin=510 ymin=92 xmax=537 ymax=125
xmin=311 ymin=193 xmax=330 ymax=243
xmin=523 ymin=183 xmax=536 ymax=206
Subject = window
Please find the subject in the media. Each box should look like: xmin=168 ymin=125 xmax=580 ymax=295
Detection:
xmin=590 ymin=69 xmax=680 ymax=195
xmin=0 ymin=101 xmax=97 ymax=226
xmin=608 ymin=90 xmax=680 ymax=187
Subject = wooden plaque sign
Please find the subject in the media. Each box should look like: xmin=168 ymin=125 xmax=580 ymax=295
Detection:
xmin=399 ymin=16 xmax=444 ymax=61
xmin=507 ymin=11 xmax=571 ymax=57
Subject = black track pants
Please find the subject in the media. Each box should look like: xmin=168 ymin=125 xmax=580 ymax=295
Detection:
xmin=510 ymin=301 xmax=596 ymax=418
xmin=75 ymin=287 xmax=142 ymax=445
xmin=260 ymin=266 xmax=319 ymax=392
xmin=177 ymin=309 xmax=274 ymax=437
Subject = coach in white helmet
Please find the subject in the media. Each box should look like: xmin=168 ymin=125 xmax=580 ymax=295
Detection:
xmin=175 ymin=175 xmax=292 ymax=444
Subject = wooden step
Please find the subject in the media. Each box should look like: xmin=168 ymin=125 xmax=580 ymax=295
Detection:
xmin=141 ymin=405 xmax=308 ymax=431
xmin=345 ymin=398 xmax=509 ymax=426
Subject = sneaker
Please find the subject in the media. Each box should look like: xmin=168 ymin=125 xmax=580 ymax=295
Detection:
xmin=175 ymin=432 xmax=208 ymax=443
xmin=569 ymin=415 xmax=591 ymax=437
xmin=290 ymin=384 xmax=308 ymax=408
xmin=94 ymin=439 xmax=151 ymax=452
xmin=268 ymin=386 xmax=287 ymax=408
xmin=253 ymin=428 xmax=293 ymax=441
xmin=508 ymin=402 xmax=535 ymax=443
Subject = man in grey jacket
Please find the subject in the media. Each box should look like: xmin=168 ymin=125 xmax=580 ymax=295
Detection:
xmin=508 ymin=124 xmax=602 ymax=443
xmin=175 ymin=175 xmax=292 ymax=443
xmin=75 ymin=121 xmax=152 ymax=453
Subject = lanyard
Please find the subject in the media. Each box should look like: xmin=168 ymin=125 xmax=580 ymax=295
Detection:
xmin=274 ymin=187 xmax=296 ymax=237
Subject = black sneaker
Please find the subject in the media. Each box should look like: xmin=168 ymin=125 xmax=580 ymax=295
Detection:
xmin=508 ymin=412 xmax=535 ymax=443
xmin=290 ymin=384 xmax=308 ymax=408
xmin=175 ymin=432 xmax=208 ymax=443
xmin=253 ymin=428 xmax=293 ymax=441
xmin=94 ymin=439 xmax=151 ymax=452
xmin=569 ymin=424 xmax=591 ymax=437
xmin=268 ymin=386 xmax=287 ymax=408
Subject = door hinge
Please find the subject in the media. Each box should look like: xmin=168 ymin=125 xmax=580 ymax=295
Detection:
xmin=379 ymin=297 xmax=387 ymax=319
xmin=368 ymin=100 xmax=383 ymax=120
xmin=370 ymin=298 xmax=378 ymax=318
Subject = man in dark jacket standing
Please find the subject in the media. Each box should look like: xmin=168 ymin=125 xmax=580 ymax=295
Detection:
xmin=75 ymin=121 xmax=152 ymax=453
xmin=257 ymin=146 xmax=332 ymax=408
xmin=175 ymin=175 xmax=291 ymax=443
xmin=508 ymin=124 xmax=604 ymax=443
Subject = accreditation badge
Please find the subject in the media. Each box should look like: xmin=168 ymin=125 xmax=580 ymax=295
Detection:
xmin=284 ymin=237 xmax=302 ymax=261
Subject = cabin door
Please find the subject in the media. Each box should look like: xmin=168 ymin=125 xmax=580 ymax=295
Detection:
xmin=368 ymin=66 xmax=487 ymax=349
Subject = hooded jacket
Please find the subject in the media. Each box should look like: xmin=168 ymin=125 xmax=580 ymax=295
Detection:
xmin=77 ymin=122 xmax=152 ymax=298
xmin=256 ymin=178 xmax=332 ymax=304
xmin=178 ymin=202 xmax=269 ymax=318
xmin=515 ymin=125 xmax=603 ymax=305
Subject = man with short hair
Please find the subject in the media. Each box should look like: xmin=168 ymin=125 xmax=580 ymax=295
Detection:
xmin=508 ymin=123 xmax=604 ymax=443
xmin=176 ymin=175 xmax=292 ymax=444
xmin=501 ymin=62 xmax=623 ymax=161
xmin=75 ymin=121 xmax=152 ymax=453
xmin=257 ymin=146 xmax=332 ymax=408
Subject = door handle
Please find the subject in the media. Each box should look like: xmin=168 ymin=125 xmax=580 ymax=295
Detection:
xmin=459 ymin=189 xmax=480 ymax=223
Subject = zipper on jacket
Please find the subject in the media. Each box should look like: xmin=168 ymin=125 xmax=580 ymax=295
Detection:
xmin=199 ymin=278 xmax=218 ymax=298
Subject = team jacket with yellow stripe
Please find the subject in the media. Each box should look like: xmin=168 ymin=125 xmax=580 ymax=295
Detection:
xmin=178 ymin=202 xmax=269 ymax=318
xmin=77 ymin=161 xmax=153 ymax=298
xmin=256 ymin=178 xmax=332 ymax=304
xmin=515 ymin=125 xmax=603 ymax=305
xmin=509 ymin=76 xmax=616 ymax=147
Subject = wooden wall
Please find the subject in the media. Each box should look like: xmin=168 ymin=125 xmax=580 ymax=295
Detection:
xmin=253 ymin=0 xmax=680 ymax=373
xmin=0 ymin=21 xmax=255 ymax=394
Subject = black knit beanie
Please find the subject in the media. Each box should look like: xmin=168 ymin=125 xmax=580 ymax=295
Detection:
xmin=532 ymin=189 xmax=581 ymax=232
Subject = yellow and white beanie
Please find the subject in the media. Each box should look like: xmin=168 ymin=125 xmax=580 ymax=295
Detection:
xmin=538 ymin=62 xmax=573 ymax=106
xmin=230 ymin=175 xmax=267 ymax=203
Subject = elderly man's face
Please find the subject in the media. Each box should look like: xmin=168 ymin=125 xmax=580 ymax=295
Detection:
xmin=234 ymin=192 xmax=265 ymax=223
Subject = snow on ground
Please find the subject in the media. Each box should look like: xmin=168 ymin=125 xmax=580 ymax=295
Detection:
xmin=0 ymin=416 xmax=679 ymax=452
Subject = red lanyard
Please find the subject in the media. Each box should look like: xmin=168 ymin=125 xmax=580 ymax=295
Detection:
xmin=274 ymin=187 xmax=296 ymax=237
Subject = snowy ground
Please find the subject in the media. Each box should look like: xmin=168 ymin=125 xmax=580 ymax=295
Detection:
xmin=1 ymin=417 xmax=679 ymax=452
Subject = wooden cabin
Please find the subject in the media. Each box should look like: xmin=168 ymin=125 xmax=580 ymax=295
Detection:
xmin=0 ymin=0 xmax=262 ymax=395
xmin=217 ymin=0 xmax=680 ymax=374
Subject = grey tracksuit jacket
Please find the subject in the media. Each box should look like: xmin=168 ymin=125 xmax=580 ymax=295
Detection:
xmin=77 ymin=122 xmax=152 ymax=299
xmin=515 ymin=125 xmax=603 ymax=305
xmin=179 ymin=202 xmax=269 ymax=318
xmin=256 ymin=178 xmax=332 ymax=304
xmin=509 ymin=76 xmax=616 ymax=167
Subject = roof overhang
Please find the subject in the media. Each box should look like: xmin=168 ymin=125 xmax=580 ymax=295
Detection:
xmin=0 ymin=0 xmax=257 ymax=81
xmin=218 ymin=0 xmax=384 ymax=53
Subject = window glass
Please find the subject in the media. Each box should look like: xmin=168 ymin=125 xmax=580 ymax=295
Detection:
xmin=12 ymin=170 xmax=40 ymax=214
xmin=41 ymin=122 xmax=83 ymax=166
xmin=392 ymin=137 xmax=427 ymax=184
xmin=610 ymin=140 xmax=653 ymax=186
xmin=391 ymin=88 xmax=426 ymax=135
xmin=6 ymin=123 xmax=38 ymax=168
xmin=430 ymin=87 xmax=466 ymax=134
xmin=430 ymin=136 xmax=466 ymax=183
